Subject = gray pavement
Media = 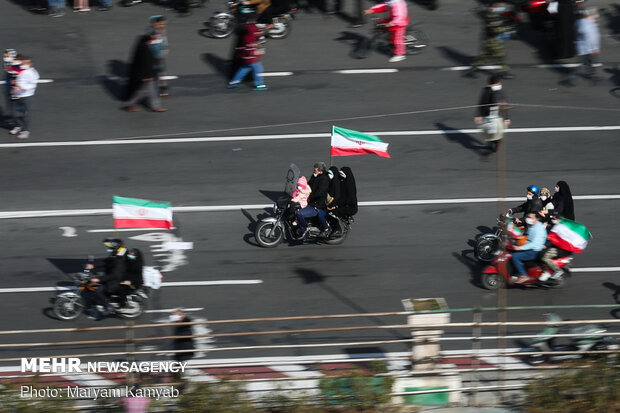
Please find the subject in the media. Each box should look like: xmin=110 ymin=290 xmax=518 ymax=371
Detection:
xmin=0 ymin=0 xmax=619 ymax=373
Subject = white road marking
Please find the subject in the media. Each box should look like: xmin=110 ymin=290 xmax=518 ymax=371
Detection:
xmin=571 ymin=267 xmax=620 ymax=273
xmin=88 ymin=228 xmax=168 ymax=232
xmin=145 ymin=307 xmax=204 ymax=313
xmin=0 ymin=280 xmax=263 ymax=293
xmin=0 ymin=79 xmax=54 ymax=84
xmin=2 ymin=194 xmax=620 ymax=219
xmin=261 ymin=72 xmax=294 ymax=76
xmin=1 ymin=125 xmax=619 ymax=149
xmin=161 ymin=241 xmax=194 ymax=250
xmin=336 ymin=69 xmax=399 ymax=74
xmin=59 ymin=226 xmax=77 ymax=237
xmin=160 ymin=75 xmax=179 ymax=80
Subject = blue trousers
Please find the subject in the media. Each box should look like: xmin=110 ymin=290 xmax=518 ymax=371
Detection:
xmin=231 ymin=62 xmax=264 ymax=86
xmin=512 ymin=250 xmax=540 ymax=276
xmin=296 ymin=206 xmax=328 ymax=231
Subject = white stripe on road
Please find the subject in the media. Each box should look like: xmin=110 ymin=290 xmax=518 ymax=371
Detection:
xmin=571 ymin=267 xmax=620 ymax=273
xmin=0 ymin=280 xmax=263 ymax=293
xmin=2 ymin=194 xmax=620 ymax=219
xmin=145 ymin=307 xmax=204 ymax=313
xmin=0 ymin=79 xmax=54 ymax=85
xmin=2 ymin=125 xmax=619 ymax=149
xmin=336 ymin=69 xmax=399 ymax=74
xmin=261 ymin=72 xmax=294 ymax=77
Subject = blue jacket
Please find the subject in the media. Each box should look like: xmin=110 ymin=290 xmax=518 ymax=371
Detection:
xmin=520 ymin=222 xmax=546 ymax=251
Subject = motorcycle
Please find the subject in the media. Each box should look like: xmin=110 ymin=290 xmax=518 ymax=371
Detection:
xmin=474 ymin=213 xmax=525 ymax=262
xmin=51 ymin=269 xmax=148 ymax=321
xmin=254 ymin=164 xmax=352 ymax=248
xmin=480 ymin=246 xmax=572 ymax=290
xmin=519 ymin=313 xmax=618 ymax=365
xmin=209 ymin=1 xmax=296 ymax=39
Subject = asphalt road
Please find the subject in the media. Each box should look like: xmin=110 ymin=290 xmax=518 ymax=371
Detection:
xmin=1 ymin=0 xmax=619 ymax=363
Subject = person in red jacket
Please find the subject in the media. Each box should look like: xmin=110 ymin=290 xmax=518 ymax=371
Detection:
xmin=227 ymin=15 xmax=267 ymax=91
xmin=364 ymin=0 xmax=409 ymax=62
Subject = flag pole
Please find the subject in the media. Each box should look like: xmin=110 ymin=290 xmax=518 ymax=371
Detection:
xmin=329 ymin=125 xmax=333 ymax=167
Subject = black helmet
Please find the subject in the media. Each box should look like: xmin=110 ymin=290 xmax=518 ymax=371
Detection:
xmin=103 ymin=238 xmax=123 ymax=252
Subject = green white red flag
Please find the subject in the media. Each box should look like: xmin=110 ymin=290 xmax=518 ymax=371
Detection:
xmin=113 ymin=196 xmax=173 ymax=229
xmin=330 ymin=126 xmax=390 ymax=158
xmin=507 ymin=219 xmax=524 ymax=238
xmin=548 ymin=218 xmax=592 ymax=253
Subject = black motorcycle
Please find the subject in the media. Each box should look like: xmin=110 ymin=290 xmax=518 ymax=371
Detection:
xmin=254 ymin=164 xmax=352 ymax=248
xmin=52 ymin=270 xmax=148 ymax=321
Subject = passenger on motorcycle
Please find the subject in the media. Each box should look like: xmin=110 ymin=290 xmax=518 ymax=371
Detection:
xmin=88 ymin=238 xmax=126 ymax=312
xmin=334 ymin=166 xmax=358 ymax=218
xmin=296 ymin=162 xmax=330 ymax=238
xmin=511 ymin=212 xmax=547 ymax=284
xmin=119 ymin=248 xmax=144 ymax=305
xmin=326 ymin=166 xmax=341 ymax=212
xmin=539 ymin=213 xmax=571 ymax=281
xmin=537 ymin=187 xmax=555 ymax=226
xmin=364 ymin=0 xmax=409 ymax=62
xmin=508 ymin=185 xmax=543 ymax=225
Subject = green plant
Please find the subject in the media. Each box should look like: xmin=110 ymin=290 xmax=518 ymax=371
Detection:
xmin=177 ymin=381 xmax=254 ymax=413
xmin=318 ymin=367 xmax=395 ymax=412
xmin=0 ymin=377 xmax=68 ymax=413
xmin=524 ymin=360 xmax=620 ymax=413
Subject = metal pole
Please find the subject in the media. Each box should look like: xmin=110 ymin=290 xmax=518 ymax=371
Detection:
xmin=471 ymin=307 xmax=482 ymax=406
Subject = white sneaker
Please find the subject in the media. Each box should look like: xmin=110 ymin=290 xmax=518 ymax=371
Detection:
xmin=17 ymin=131 xmax=30 ymax=139
xmin=9 ymin=127 xmax=21 ymax=135
xmin=538 ymin=272 xmax=551 ymax=282
xmin=551 ymin=270 xmax=564 ymax=279
xmin=388 ymin=55 xmax=406 ymax=63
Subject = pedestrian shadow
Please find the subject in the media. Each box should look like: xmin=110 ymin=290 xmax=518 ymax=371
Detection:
xmin=601 ymin=4 xmax=620 ymax=42
xmin=435 ymin=122 xmax=490 ymax=156
xmin=452 ymin=250 xmax=485 ymax=289
xmin=202 ymin=53 xmax=229 ymax=79
xmin=435 ymin=45 xmax=475 ymax=66
xmin=602 ymin=282 xmax=620 ymax=304
xmin=100 ymin=59 xmax=129 ymax=101
xmin=334 ymin=31 xmax=371 ymax=59
xmin=411 ymin=0 xmax=438 ymax=10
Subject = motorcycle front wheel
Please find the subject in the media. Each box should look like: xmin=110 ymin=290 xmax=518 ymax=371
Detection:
xmin=209 ymin=14 xmax=235 ymax=38
xmin=53 ymin=294 xmax=84 ymax=321
xmin=481 ymin=273 xmax=500 ymax=290
xmin=255 ymin=221 xmax=284 ymax=248
xmin=475 ymin=236 xmax=500 ymax=262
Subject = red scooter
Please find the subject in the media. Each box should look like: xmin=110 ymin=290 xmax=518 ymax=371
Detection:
xmin=480 ymin=246 xmax=572 ymax=290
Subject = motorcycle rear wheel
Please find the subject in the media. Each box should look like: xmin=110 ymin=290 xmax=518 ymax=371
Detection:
xmin=118 ymin=295 xmax=144 ymax=319
xmin=255 ymin=221 xmax=284 ymax=248
xmin=481 ymin=272 xmax=500 ymax=290
xmin=53 ymin=295 xmax=84 ymax=321
xmin=475 ymin=236 xmax=500 ymax=262
xmin=209 ymin=15 xmax=235 ymax=38
xmin=324 ymin=227 xmax=348 ymax=245
xmin=267 ymin=22 xmax=291 ymax=39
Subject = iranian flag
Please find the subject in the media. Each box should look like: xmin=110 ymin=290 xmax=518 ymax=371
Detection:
xmin=548 ymin=218 xmax=592 ymax=253
xmin=330 ymin=126 xmax=390 ymax=158
xmin=507 ymin=219 xmax=524 ymax=238
xmin=113 ymin=196 xmax=173 ymax=229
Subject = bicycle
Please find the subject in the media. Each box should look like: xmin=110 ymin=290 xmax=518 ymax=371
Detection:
xmin=353 ymin=19 xmax=429 ymax=59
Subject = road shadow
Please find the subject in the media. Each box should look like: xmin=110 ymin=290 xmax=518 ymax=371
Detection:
xmin=259 ymin=189 xmax=286 ymax=202
xmin=435 ymin=122 xmax=490 ymax=156
xmin=601 ymin=4 xmax=620 ymax=42
xmin=100 ymin=59 xmax=129 ymax=101
xmin=603 ymin=282 xmax=620 ymax=304
xmin=47 ymin=257 xmax=89 ymax=275
xmin=241 ymin=208 xmax=271 ymax=247
xmin=411 ymin=0 xmax=438 ymax=11
xmin=335 ymin=31 xmax=368 ymax=59
xmin=202 ymin=52 xmax=231 ymax=80
xmin=436 ymin=45 xmax=474 ymax=66
xmin=452 ymin=250 xmax=485 ymax=288
xmin=294 ymin=268 xmax=409 ymax=340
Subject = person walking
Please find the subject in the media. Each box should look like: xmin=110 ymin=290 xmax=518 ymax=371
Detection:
xmin=122 ymin=34 xmax=167 ymax=112
xmin=227 ymin=15 xmax=267 ymax=90
xmin=9 ymin=55 xmax=39 ymax=139
xmin=561 ymin=7 xmax=600 ymax=85
xmin=466 ymin=1 xmax=514 ymax=79
xmin=474 ymin=74 xmax=510 ymax=153
xmin=148 ymin=15 xmax=169 ymax=97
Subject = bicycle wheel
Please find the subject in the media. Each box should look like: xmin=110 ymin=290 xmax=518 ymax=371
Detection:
xmin=405 ymin=28 xmax=429 ymax=55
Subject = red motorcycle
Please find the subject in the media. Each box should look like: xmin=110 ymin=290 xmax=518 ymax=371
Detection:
xmin=480 ymin=246 xmax=572 ymax=290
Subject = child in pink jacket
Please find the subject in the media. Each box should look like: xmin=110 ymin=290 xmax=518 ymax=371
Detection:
xmin=364 ymin=0 xmax=409 ymax=62
xmin=291 ymin=176 xmax=311 ymax=208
